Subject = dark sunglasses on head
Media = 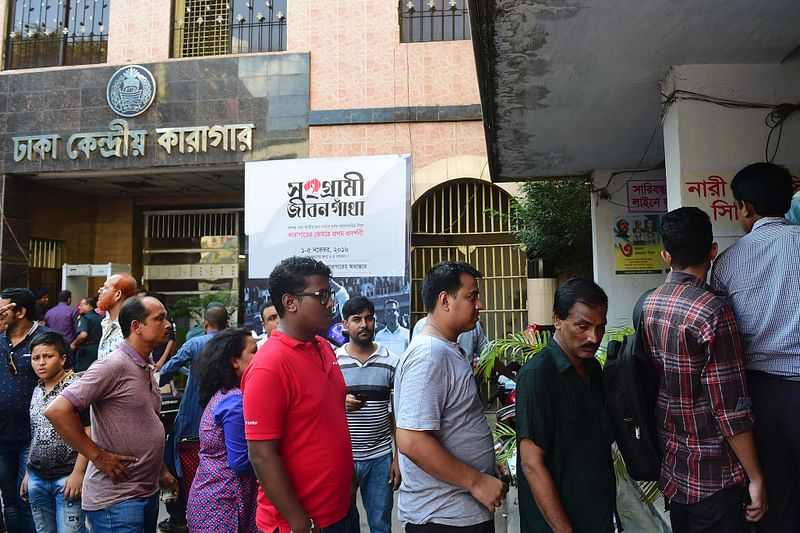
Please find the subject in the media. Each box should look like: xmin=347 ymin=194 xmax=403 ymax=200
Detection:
xmin=6 ymin=354 xmax=17 ymax=375
xmin=294 ymin=289 xmax=333 ymax=305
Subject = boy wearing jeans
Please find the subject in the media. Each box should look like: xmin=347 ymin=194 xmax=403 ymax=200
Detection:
xmin=641 ymin=207 xmax=766 ymax=532
xmin=21 ymin=331 xmax=89 ymax=532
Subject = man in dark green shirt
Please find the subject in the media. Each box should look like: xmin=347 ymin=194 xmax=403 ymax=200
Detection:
xmin=516 ymin=278 xmax=615 ymax=532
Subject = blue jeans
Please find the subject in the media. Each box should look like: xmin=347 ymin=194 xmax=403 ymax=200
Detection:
xmin=26 ymin=469 xmax=87 ymax=533
xmin=323 ymin=504 xmax=360 ymax=533
xmin=86 ymin=492 xmax=159 ymax=533
xmin=354 ymin=453 xmax=393 ymax=533
xmin=0 ymin=440 xmax=35 ymax=533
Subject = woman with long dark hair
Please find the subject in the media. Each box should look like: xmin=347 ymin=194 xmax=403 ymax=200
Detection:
xmin=186 ymin=328 xmax=259 ymax=533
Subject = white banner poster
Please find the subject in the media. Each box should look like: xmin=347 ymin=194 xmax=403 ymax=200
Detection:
xmin=244 ymin=155 xmax=412 ymax=349
xmin=245 ymin=155 xmax=411 ymax=278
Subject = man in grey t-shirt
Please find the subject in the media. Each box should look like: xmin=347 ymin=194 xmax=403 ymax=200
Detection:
xmin=395 ymin=261 xmax=505 ymax=532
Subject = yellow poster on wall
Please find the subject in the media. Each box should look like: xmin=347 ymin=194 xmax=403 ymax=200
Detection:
xmin=613 ymin=215 xmax=664 ymax=275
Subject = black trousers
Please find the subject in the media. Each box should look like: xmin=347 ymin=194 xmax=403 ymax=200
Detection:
xmin=669 ymin=485 xmax=747 ymax=533
xmin=406 ymin=519 xmax=494 ymax=533
xmin=747 ymin=371 xmax=800 ymax=533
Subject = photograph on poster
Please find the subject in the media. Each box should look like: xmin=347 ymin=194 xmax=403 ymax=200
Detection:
xmin=243 ymin=155 xmax=412 ymax=349
xmin=613 ymin=214 xmax=665 ymax=275
xmin=244 ymin=275 xmax=410 ymax=351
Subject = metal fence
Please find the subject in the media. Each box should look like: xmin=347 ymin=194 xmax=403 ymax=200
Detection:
xmin=400 ymin=0 xmax=471 ymax=43
xmin=173 ymin=0 xmax=287 ymax=58
xmin=410 ymin=180 xmax=527 ymax=340
xmin=6 ymin=0 xmax=108 ymax=69
xmin=29 ymin=238 xmax=65 ymax=269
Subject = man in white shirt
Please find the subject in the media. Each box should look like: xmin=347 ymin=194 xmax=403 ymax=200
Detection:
xmin=374 ymin=299 xmax=409 ymax=356
xmin=96 ymin=273 xmax=137 ymax=360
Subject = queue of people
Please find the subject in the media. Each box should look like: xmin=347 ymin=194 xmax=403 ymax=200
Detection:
xmin=0 ymin=161 xmax=797 ymax=533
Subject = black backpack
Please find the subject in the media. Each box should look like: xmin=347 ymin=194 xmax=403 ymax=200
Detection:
xmin=602 ymin=290 xmax=661 ymax=481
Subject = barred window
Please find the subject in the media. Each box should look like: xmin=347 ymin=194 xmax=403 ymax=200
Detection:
xmin=399 ymin=0 xmax=470 ymax=43
xmin=5 ymin=0 xmax=109 ymax=70
xmin=173 ymin=0 xmax=287 ymax=58
xmin=29 ymin=238 xmax=65 ymax=269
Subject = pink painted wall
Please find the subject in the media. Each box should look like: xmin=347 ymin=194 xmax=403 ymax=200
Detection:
xmin=0 ymin=3 xmax=5 ymax=63
xmin=106 ymin=0 xmax=171 ymax=64
xmin=288 ymin=0 xmax=481 ymax=110
xmin=310 ymin=121 xmax=486 ymax=169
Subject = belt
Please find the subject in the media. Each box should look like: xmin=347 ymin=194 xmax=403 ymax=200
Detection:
xmin=749 ymin=370 xmax=800 ymax=382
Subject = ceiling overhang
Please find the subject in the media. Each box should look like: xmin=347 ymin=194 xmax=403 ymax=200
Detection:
xmin=469 ymin=0 xmax=800 ymax=182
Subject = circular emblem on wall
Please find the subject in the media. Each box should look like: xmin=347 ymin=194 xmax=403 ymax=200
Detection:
xmin=106 ymin=65 xmax=156 ymax=118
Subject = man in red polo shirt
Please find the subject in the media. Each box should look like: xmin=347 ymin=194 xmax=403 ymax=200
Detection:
xmin=243 ymin=256 xmax=356 ymax=533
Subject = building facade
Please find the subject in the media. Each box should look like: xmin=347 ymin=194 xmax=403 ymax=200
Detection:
xmin=0 ymin=0 xmax=527 ymax=337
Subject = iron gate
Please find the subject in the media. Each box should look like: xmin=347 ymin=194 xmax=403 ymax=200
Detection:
xmin=411 ymin=179 xmax=527 ymax=340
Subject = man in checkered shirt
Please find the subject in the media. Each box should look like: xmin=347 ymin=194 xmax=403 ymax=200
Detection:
xmin=642 ymin=207 xmax=766 ymax=532
xmin=711 ymin=162 xmax=800 ymax=533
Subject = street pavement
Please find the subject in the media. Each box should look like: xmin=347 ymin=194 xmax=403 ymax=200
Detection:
xmin=159 ymin=475 xmax=669 ymax=532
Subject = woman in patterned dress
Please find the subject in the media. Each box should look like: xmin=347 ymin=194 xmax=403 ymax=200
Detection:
xmin=187 ymin=328 xmax=259 ymax=533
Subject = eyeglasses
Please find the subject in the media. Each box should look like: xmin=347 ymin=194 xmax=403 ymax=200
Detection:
xmin=6 ymin=354 xmax=17 ymax=375
xmin=294 ymin=289 xmax=333 ymax=306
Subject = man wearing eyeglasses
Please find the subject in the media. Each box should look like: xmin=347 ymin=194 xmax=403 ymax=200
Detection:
xmin=0 ymin=288 xmax=48 ymax=533
xmin=243 ymin=256 xmax=357 ymax=533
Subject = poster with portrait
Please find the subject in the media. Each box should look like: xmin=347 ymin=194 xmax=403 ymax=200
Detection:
xmin=244 ymin=155 xmax=412 ymax=350
xmin=613 ymin=214 xmax=665 ymax=275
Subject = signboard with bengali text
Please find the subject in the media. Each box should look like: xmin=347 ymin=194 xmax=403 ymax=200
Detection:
xmin=244 ymin=155 xmax=412 ymax=348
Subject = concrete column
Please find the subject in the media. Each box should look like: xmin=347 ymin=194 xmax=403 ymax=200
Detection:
xmin=590 ymin=170 xmax=667 ymax=326
xmin=661 ymin=63 xmax=800 ymax=250
xmin=527 ymin=278 xmax=557 ymax=325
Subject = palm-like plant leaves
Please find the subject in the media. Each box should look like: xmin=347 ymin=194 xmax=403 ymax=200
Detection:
xmin=476 ymin=329 xmax=551 ymax=379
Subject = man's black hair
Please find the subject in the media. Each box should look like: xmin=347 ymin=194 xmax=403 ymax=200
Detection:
xmin=119 ymin=296 xmax=150 ymax=338
xmin=383 ymin=299 xmax=399 ymax=309
xmin=660 ymin=207 xmax=713 ymax=269
xmin=56 ymin=290 xmax=71 ymax=303
xmin=731 ymin=162 xmax=793 ymax=217
xmin=342 ymin=295 xmax=375 ymax=320
xmin=30 ymin=331 xmax=67 ymax=356
xmin=553 ymin=278 xmax=608 ymax=320
xmin=195 ymin=328 xmax=252 ymax=407
xmin=0 ymin=288 xmax=36 ymax=321
xmin=261 ymin=299 xmax=275 ymax=314
xmin=204 ymin=305 xmax=229 ymax=330
xmin=268 ymin=256 xmax=332 ymax=317
xmin=84 ymin=297 xmax=97 ymax=308
xmin=421 ymin=261 xmax=482 ymax=313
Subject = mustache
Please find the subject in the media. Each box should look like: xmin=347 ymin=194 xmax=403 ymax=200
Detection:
xmin=581 ymin=343 xmax=599 ymax=350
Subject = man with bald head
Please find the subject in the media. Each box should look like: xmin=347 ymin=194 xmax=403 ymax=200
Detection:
xmin=97 ymin=273 xmax=137 ymax=360
xmin=46 ymin=296 xmax=178 ymax=533
xmin=158 ymin=305 xmax=230 ymax=532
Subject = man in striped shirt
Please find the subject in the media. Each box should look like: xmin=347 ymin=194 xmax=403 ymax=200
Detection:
xmin=336 ymin=296 xmax=401 ymax=533
xmin=711 ymin=162 xmax=800 ymax=533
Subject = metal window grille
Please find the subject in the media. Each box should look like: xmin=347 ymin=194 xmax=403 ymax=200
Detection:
xmin=29 ymin=238 xmax=65 ymax=269
xmin=5 ymin=0 xmax=108 ymax=70
xmin=410 ymin=180 xmax=527 ymax=341
xmin=173 ymin=0 xmax=286 ymax=58
xmin=399 ymin=0 xmax=470 ymax=43
xmin=144 ymin=209 xmax=241 ymax=240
